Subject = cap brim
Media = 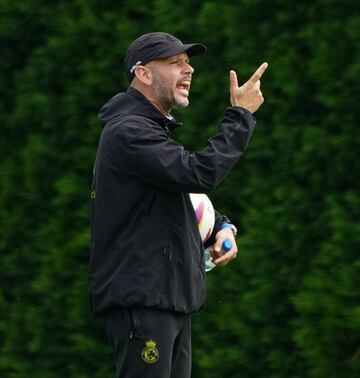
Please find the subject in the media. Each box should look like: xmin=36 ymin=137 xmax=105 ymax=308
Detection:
xmin=182 ymin=43 xmax=207 ymax=57
xmin=155 ymin=43 xmax=207 ymax=60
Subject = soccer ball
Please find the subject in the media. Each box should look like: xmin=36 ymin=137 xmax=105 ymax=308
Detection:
xmin=189 ymin=193 xmax=215 ymax=242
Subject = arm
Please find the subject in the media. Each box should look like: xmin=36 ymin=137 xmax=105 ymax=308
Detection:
xmin=204 ymin=63 xmax=268 ymax=265
xmin=114 ymin=107 xmax=256 ymax=193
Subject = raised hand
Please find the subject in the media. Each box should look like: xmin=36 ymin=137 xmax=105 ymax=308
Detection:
xmin=229 ymin=62 xmax=268 ymax=113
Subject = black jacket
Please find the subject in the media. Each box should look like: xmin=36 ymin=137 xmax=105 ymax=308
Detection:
xmin=89 ymin=87 xmax=256 ymax=315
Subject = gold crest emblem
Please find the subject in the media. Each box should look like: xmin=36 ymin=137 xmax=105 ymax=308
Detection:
xmin=141 ymin=339 xmax=160 ymax=364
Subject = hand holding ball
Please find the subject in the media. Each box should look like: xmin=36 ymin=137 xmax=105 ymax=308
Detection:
xmin=190 ymin=193 xmax=233 ymax=272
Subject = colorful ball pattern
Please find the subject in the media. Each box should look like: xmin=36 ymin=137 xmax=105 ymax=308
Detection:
xmin=189 ymin=193 xmax=215 ymax=242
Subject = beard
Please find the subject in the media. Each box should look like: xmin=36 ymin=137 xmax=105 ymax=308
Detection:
xmin=151 ymin=68 xmax=189 ymax=111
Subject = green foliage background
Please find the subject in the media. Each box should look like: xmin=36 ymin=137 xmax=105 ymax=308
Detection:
xmin=0 ymin=0 xmax=359 ymax=377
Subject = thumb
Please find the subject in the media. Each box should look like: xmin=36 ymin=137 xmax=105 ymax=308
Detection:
xmin=213 ymin=236 xmax=224 ymax=253
xmin=229 ymin=70 xmax=239 ymax=90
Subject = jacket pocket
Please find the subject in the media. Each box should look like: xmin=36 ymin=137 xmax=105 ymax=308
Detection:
xmin=161 ymin=243 xmax=174 ymax=266
xmin=128 ymin=308 xmax=138 ymax=339
xmin=159 ymin=243 xmax=175 ymax=295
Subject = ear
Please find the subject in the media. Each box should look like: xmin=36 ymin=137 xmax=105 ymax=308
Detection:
xmin=134 ymin=65 xmax=152 ymax=86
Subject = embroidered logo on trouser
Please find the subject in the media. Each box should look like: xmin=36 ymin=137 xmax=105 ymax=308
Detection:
xmin=141 ymin=339 xmax=159 ymax=364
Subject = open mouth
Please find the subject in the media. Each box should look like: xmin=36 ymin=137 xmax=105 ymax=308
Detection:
xmin=176 ymin=79 xmax=191 ymax=92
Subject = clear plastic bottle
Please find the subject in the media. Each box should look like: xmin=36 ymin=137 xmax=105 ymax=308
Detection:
xmin=204 ymin=240 xmax=232 ymax=272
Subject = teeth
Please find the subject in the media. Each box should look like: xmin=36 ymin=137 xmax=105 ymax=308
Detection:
xmin=178 ymin=80 xmax=191 ymax=87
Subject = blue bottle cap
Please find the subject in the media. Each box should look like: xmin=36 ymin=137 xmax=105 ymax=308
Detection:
xmin=222 ymin=240 xmax=232 ymax=252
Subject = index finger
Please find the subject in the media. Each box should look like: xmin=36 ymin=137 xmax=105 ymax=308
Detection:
xmin=248 ymin=62 xmax=268 ymax=85
xmin=229 ymin=70 xmax=239 ymax=90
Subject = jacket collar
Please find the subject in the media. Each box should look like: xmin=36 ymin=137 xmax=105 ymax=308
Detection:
xmin=127 ymin=87 xmax=182 ymax=134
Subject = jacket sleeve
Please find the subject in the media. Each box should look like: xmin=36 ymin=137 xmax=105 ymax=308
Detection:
xmin=114 ymin=107 xmax=256 ymax=193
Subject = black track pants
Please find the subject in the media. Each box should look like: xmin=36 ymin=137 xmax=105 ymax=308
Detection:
xmin=103 ymin=307 xmax=192 ymax=378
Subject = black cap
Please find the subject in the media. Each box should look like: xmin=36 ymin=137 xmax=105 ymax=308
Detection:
xmin=124 ymin=32 xmax=207 ymax=82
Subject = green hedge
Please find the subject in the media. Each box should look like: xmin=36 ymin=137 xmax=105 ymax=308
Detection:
xmin=0 ymin=0 xmax=359 ymax=377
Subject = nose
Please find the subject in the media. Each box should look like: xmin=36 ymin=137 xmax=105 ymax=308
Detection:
xmin=183 ymin=61 xmax=194 ymax=74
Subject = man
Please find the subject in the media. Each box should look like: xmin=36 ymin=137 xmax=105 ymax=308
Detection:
xmin=89 ymin=32 xmax=267 ymax=378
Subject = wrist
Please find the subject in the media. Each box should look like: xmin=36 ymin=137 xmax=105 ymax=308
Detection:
xmin=220 ymin=222 xmax=237 ymax=236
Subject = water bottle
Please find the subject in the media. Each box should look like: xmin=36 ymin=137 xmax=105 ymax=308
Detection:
xmin=204 ymin=240 xmax=232 ymax=272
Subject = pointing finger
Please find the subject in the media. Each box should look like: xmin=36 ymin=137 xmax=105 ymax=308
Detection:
xmin=253 ymin=80 xmax=261 ymax=90
xmin=229 ymin=70 xmax=239 ymax=90
xmin=248 ymin=62 xmax=268 ymax=85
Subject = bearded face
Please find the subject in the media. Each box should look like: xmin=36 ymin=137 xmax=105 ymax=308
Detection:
xmin=147 ymin=53 xmax=193 ymax=113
